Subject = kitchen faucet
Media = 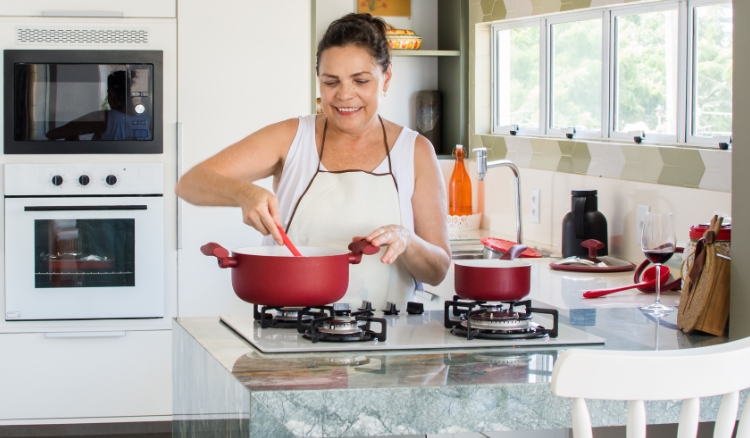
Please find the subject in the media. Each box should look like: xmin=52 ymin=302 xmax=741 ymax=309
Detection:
xmin=474 ymin=147 xmax=522 ymax=244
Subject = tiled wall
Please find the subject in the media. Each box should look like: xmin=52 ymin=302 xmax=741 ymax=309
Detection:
xmin=467 ymin=0 xmax=732 ymax=193
xmin=475 ymin=136 xmax=732 ymax=192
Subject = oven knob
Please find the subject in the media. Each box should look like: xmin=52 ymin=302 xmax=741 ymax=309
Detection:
xmin=134 ymin=104 xmax=145 ymax=114
xmin=51 ymin=175 xmax=63 ymax=186
xmin=106 ymin=175 xmax=118 ymax=186
xmin=79 ymin=175 xmax=90 ymax=186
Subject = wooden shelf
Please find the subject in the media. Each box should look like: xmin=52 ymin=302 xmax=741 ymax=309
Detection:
xmin=391 ymin=50 xmax=461 ymax=57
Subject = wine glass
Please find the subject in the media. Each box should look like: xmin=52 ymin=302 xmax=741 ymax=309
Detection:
xmin=640 ymin=212 xmax=676 ymax=315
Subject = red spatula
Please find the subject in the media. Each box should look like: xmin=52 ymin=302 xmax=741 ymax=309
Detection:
xmin=277 ymin=226 xmax=302 ymax=257
xmin=582 ymin=266 xmax=671 ymax=298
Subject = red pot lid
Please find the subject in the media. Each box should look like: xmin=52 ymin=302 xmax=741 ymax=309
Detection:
xmin=480 ymin=237 xmax=543 ymax=258
xmin=689 ymin=223 xmax=731 ymax=241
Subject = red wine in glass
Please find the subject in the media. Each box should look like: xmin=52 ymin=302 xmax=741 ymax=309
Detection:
xmin=643 ymin=249 xmax=674 ymax=265
xmin=640 ymin=212 xmax=676 ymax=315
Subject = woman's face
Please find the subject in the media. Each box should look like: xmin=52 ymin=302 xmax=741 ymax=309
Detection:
xmin=318 ymin=45 xmax=392 ymax=133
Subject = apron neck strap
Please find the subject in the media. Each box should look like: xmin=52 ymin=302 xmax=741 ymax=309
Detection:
xmin=319 ymin=116 xmax=392 ymax=173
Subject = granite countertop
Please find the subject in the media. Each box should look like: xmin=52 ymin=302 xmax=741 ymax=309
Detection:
xmin=173 ymin=259 xmax=740 ymax=437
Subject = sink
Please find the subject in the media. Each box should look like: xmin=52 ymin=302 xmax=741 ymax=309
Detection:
xmin=450 ymin=247 xmax=555 ymax=260
xmin=451 ymin=249 xmax=484 ymax=260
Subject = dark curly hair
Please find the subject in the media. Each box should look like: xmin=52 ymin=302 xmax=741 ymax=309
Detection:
xmin=316 ymin=13 xmax=391 ymax=75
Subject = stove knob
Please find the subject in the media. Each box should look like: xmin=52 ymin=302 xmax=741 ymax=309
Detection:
xmin=105 ymin=175 xmax=118 ymax=186
xmin=406 ymin=302 xmax=424 ymax=315
xmin=51 ymin=175 xmax=63 ymax=186
xmin=79 ymin=175 xmax=90 ymax=186
xmin=383 ymin=302 xmax=400 ymax=315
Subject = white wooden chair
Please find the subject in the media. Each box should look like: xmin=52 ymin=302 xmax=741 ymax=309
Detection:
xmin=551 ymin=336 xmax=750 ymax=438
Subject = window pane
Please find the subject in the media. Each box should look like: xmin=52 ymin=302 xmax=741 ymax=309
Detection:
xmin=615 ymin=9 xmax=679 ymax=135
xmin=497 ymin=26 xmax=540 ymax=129
xmin=694 ymin=4 xmax=733 ymax=137
xmin=551 ymin=19 xmax=602 ymax=131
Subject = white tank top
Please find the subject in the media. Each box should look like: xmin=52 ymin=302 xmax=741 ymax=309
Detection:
xmin=263 ymin=114 xmax=417 ymax=245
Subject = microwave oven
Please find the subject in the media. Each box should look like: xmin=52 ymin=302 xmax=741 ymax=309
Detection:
xmin=4 ymin=49 xmax=163 ymax=154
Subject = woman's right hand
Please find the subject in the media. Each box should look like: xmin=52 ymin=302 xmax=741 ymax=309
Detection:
xmin=238 ymin=184 xmax=283 ymax=244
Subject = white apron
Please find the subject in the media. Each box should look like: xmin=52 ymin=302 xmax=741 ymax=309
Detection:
xmin=285 ymin=117 xmax=415 ymax=311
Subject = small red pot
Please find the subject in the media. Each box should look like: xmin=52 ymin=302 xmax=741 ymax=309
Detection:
xmin=201 ymin=239 xmax=379 ymax=307
xmin=454 ymin=259 xmax=531 ymax=302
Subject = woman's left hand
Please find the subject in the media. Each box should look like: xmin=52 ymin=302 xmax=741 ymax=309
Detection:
xmin=365 ymin=225 xmax=412 ymax=264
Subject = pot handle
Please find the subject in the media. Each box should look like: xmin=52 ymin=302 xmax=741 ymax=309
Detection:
xmin=200 ymin=242 xmax=238 ymax=268
xmin=348 ymin=239 xmax=380 ymax=264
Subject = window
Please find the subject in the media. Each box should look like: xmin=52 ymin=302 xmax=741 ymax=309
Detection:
xmin=492 ymin=21 xmax=542 ymax=135
xmin=690 ymin=1 xmax=733 ymax=143
xmin=612 ymin=6 xmax=679 ymax=141
xmin=549 ymin=14 xmax=604 ymax=137
xmin=490 ymin=0 xmax=733 ymax=148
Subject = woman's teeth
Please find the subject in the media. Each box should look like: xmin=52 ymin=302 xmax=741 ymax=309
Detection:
xmin=337 ymin=107 xmax=361 ymax=112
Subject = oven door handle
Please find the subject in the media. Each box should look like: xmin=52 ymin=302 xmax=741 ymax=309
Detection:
xmin=24 ymin=205 xmax=147 ymax=212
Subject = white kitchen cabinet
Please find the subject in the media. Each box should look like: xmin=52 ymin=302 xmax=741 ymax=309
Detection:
xmin=176 ymin=0 xmax=311 ymax=317
xmin=0 ymin=329 xmax=171 ymax=423
xmin=0 ymin=0 xmax=175 ymax=18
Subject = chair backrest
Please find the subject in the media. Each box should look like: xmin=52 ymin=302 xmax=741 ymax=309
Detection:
xmin=551 ymin=336 xmax=750 ymax=438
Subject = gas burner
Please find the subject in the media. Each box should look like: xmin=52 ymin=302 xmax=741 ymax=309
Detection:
xmin=297 ymin=303 xmax=386 ymax=343
xmin=444 ymin=295 xmax=558 ymax=340
xmin=253 ymin=305 xmax=329 ymax=329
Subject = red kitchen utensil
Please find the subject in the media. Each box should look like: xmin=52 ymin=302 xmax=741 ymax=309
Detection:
xmin=582 ymin=266 xmax=671 ymax=298
xmin=481 ymin=237 xmax=542 ymax=258
xmin=634 ymin=247 xmax=684 ymax=293
xmin=455 ymin=244 xmax=531 ymax=302
xmin=201 ymin=238 xmax=379 ymax=307
xmin=277 ymin=225 xmax=302 ymax=257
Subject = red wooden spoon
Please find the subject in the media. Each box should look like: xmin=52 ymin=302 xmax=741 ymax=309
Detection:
xmin=582 ymin=266 xmax=671 ymax=298
xmin=277 ymin=226 xmax=302 ymax=257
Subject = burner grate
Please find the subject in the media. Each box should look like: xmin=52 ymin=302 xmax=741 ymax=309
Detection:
xmin=444 ymin=295 xmax=558 ymax=340
xmin=297 ymin=304 xmax=386 ymax=343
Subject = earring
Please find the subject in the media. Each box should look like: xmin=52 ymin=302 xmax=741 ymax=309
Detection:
xmin=383 ymin=90 xmax=387 ymax=97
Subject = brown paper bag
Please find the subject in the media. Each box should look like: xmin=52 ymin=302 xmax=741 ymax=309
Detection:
xmin=677 ymin=216 xmax=731 ymax=336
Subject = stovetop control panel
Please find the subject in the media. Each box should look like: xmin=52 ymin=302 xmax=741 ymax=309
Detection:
xmin=4 ymin=163 xmax=163 ymax=196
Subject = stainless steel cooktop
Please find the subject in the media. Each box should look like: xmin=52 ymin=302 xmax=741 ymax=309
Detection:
xmin=220 ymin=310 xmax=605 ymax=354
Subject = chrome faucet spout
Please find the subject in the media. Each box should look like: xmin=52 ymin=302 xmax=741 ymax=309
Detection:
xmin=472 ymin=147 xmax=522 ymax=244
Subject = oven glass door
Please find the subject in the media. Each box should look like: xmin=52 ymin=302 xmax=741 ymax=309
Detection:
xmin=34 ymin=217 xmax=136 ymax=289
xmin=5 ymin=196 xmax=163 ymax=321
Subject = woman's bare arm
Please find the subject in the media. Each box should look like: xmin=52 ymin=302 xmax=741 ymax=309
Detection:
xmin=175 ymin=118 xmax=299 ymax=243
xmin=366 ymin=135 xmax=451 ymax=285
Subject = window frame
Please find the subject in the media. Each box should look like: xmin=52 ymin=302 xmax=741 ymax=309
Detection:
xmin=686 ymin=0 xmax=733 ymax=147
xmin=546 ymin=10 xmax=610 ymax=140
xmin=488 ymin=0 xmax=733 ymax=149
xmin=491 ymin=19 xmax=545 ymax=136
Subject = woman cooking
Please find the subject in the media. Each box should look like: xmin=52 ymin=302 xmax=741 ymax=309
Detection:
xmin=176 ymin=13 xmax=451 ymax=310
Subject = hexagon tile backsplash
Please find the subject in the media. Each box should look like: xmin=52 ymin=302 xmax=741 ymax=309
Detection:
xmin=475 ymin=136 xmax=731 ymax=192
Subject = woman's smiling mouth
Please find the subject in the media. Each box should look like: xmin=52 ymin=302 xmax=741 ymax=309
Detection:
xmin=335 ymin=106 xmax=363 ymax=114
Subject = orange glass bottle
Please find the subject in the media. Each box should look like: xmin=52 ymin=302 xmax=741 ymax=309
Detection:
xmin=449 ymin=145 xmax=473 ymax=216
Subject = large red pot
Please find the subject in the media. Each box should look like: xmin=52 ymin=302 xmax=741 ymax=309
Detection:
xmin=201 ymin=239 xmax=379 ymax=307
xmin=454 ymin=259 xmax=531 ymax=302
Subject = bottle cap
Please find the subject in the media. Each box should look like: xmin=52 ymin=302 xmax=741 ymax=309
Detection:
xmin=455 ymin=144 xmax=463 ymax=149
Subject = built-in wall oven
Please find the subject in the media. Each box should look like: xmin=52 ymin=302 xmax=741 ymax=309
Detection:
xmin=4 ymin=163 xmax=164 ymax=321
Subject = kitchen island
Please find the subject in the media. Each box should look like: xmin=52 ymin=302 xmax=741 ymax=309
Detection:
xmin=173 ymin=259 xmax=743 ymax=437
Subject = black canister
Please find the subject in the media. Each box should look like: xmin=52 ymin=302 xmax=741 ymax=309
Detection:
xmin=562 ymin=190 xmax=608 ymax=257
